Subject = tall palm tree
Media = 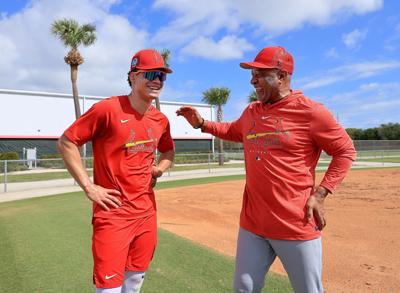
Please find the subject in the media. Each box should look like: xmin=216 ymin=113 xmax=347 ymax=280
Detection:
xmin=248 ymin=90 xmax=258 ymax=103
xmin=51 ymin=18 xmax=97 ymax=119
xmin=155 ymin=49 xmax=171 ymax=111
xmin=202 ymin=87 xmax=230 ymax=166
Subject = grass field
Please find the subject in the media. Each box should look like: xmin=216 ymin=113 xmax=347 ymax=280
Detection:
xmin=0 ymin=179 xmax=293 ymax=293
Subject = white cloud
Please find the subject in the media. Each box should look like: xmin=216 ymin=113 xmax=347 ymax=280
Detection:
xmin=152 ymin=0 xmax=240 ymax=47
xmin=342 ymin=29 xmax=368 ymax=49
xmin=153 ymin=0 xmax=383 ymax=46
xmin=0 ymin=34 xmax=18 ymax=71
xmin=325 ymin=47 xmax=339 ymax=58
xmin=181 ymin=35 xmax=254 ymax=60
xmin=327 ymin=82 xmax=400 ymax=128
xmin=300 ymin=61 xmax=400 ymax=89
xmin=0 ymin=0 xmax=148 ymax=96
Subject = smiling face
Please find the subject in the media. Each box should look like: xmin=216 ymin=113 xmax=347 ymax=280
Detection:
xmin=251 ymin=68 xmax=285 ymax=104
xmin=129 ymin=71 xmax=164 ymax=101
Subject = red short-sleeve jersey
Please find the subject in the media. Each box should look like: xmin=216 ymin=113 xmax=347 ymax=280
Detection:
xmin=64 ymin=95 xmax=174 ymax=219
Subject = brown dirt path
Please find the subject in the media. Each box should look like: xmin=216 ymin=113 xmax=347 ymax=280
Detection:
xmin=156 ymin=168 xmax=400 ymax=293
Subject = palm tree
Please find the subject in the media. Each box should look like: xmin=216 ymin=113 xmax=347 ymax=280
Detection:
xmin=248 ymin=90 xmax=258 ymax=103
xmin=202 ymin=87 xmax=230 ymax=166
xmin=155 ymin=49 xmax=171 ymax=111
xmin=51 ymin=19 xmax=97 ymax=119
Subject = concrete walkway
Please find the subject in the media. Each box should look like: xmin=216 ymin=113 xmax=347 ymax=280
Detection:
xmin=0 ymin=167 xmax=246 ymax=203
xmin=1 ymin=161 xmax=399 ymax=204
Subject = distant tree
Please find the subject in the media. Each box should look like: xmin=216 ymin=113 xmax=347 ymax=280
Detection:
xmin=154 ymin=49 xmax=171 ymax=111
xmin=160 ymin=49 xmax=171 ymax=67
xmin=347 ymin=123 xmax=400 ymax=140
xmin=378 ymin=123 xmax=400 ymax=140
xmin=202 ymin=87 xmax=230 ymax=166
xmin=362 ymin=127 xmax=379 ymax=140
xmin=346 ymin=128 xmax=363 ymax=140
xmin=51 ymin=19 xmax=97 ymax=119
xmin=248 ymin=90 xmax=257 ymax=103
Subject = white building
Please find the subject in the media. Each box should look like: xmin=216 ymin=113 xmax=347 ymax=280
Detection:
xmin=0 ymin=89 xmax=214 ymax=157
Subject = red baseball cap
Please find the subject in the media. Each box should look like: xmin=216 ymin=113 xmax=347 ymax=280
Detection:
xmin=240 ymin=46 xmax=294 ymax=74
xmin=130 ymin=49 xmax=173 ymax=73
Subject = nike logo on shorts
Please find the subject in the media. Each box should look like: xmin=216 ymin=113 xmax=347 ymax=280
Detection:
xmin=121 ymin=119 xmax=130 ymax=123
xmin=105 ymin=274 xmax=117 ymax=280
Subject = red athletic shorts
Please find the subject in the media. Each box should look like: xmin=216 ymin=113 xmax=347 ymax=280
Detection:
xmin=92 ymin=213 xmax=157 ymax=288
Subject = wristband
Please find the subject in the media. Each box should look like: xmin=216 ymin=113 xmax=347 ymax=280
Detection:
xmin=193 ymin=118 xmax=205 ymax=129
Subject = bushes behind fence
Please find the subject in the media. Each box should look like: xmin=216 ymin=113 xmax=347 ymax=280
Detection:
xmin=0 ymin=151 xmax=27 ymax=173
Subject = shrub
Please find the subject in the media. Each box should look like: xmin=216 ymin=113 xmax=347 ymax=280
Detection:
xmin=38 ymin=154 xmax=65 ymax=169
xmin=0 ymin=152 xmax=19 ymax=160
xmin=0 ymin=152 xmax=26 ymax=172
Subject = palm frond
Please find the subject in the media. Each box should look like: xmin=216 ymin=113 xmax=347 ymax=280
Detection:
xmin=160 ymin=49 xmax=171 ymax=67
xmin=202 ymin=87 xmax=230 ymax=106
xmin=51 ymin=18 xmax=96 ymax=49
xmin=248 ymin=90 xmax=257 ymax=103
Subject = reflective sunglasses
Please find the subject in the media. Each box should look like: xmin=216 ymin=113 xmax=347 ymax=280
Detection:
xmin=142 ymin=71 xmax=167 ymax=82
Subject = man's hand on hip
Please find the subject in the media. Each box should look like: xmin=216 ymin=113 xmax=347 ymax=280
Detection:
xmin=84 ymin=184 xmax=122 ymax=211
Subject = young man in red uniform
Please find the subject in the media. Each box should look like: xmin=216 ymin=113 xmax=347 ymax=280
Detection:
xmin=58 ymin=49 xmax=175 ymax=293
xmin=177 ymin=46 xmax=356 ymax=293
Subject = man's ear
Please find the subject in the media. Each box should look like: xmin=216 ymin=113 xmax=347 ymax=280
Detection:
xmin=278 ymin=71 xmax=286 ymax=80
xmin=129 ymin=71 xmax=136 ymax=84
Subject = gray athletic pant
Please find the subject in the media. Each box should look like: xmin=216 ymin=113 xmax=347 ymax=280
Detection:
xmin=233 ymin=227 xmax=323 ymax=293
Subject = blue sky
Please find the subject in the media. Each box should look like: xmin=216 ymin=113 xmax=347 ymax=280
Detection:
xmin=0 ymin=0 xmax=399 ymax=128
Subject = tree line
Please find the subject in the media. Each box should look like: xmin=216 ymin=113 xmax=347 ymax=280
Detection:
xmin=346 ymin=123 xmax=400 ymax=140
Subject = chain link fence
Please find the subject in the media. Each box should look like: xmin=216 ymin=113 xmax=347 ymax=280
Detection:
xmin=0 ymin=153 xmax=246 ymax=193
xmin=1 ymin=146 xmax=400 ymax=193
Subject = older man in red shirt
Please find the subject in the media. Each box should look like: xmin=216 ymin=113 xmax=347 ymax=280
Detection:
xmin=177 ymin=46 xmax=356 ymax=293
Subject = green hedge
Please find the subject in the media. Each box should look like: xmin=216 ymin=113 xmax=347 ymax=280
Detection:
xmin=0 ymin=152 xmax=19 ymax=160
xmin=0 ymin=152 xmax=27 ymax=173
xmin=37 ymin=154 xmax=65 ymax=169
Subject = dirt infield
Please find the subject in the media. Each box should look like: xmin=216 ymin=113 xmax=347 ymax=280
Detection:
xmin=156 ymin=168 xmax=400 ymax=293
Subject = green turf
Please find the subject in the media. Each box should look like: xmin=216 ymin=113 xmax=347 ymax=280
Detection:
xmin=0 ymin=189 xmax=293 ymax=293
xmin=0 ymin=170 xmax=86 ymax=183
xmin=356 ymin=150 xmax=400 ymax=158
xmin=357 ymin=156 xmax=400 ymax=163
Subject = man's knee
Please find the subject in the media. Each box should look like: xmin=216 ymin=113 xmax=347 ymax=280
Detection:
xmin=233 ymin=273 xmax=263 ymax=293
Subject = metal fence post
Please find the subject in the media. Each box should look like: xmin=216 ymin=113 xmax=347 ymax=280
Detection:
xmin=4 ymin=160 xmax=7 ymax=193
xmin=208 ymin=153 xmax=211 ymax=173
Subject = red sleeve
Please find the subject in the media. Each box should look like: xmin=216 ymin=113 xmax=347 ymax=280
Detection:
xmin=63 ymin=102 xmax=109 ymax=146
xmin=202 ymin=109 xmax=247 ymax=143
xmin=158 ymin=120 xmax=174 ymax=153
xmin=310 ymin=104 xmax=356 ymax=193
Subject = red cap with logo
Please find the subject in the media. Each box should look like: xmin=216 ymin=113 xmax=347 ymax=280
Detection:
xmin=240 ymin=46 xmax=294 ymax=74
xmin=130 ymin=49 xmax=173 ymax=73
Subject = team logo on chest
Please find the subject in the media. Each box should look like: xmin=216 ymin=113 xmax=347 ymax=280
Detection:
xmin=246 ymin=116 xmax=290 ymax=159
xmin=124 ymin=128 xmax=157 ymax=153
